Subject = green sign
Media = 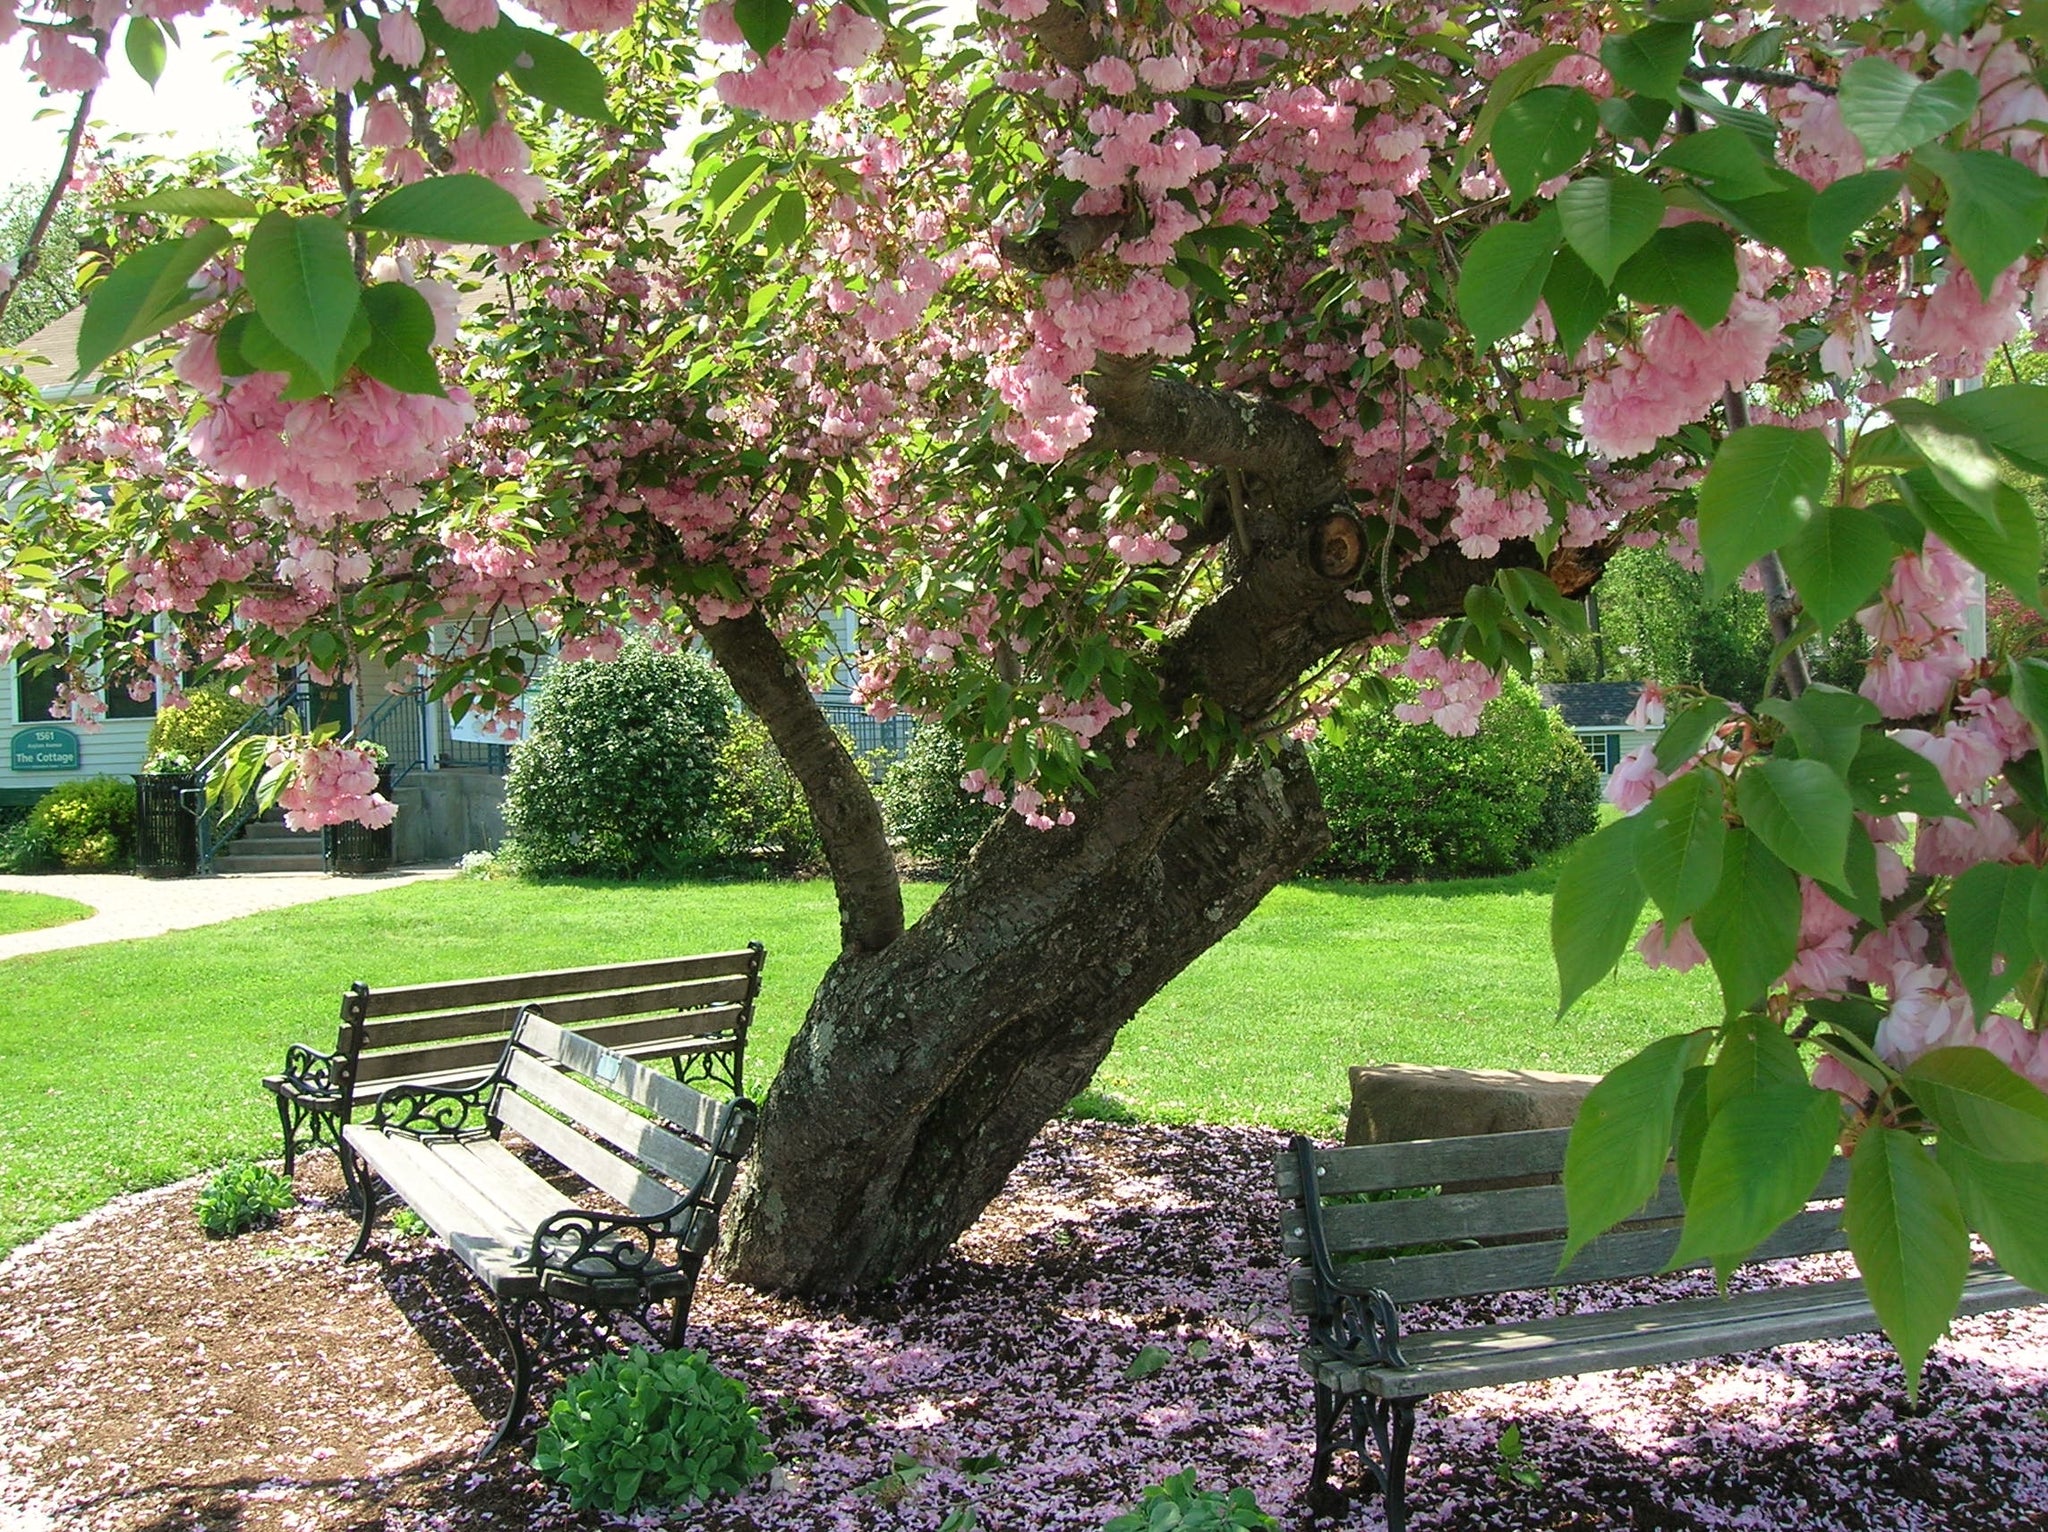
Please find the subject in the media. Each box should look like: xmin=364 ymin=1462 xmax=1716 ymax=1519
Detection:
xmin=10 ymin=725 xmax=81 ymax=772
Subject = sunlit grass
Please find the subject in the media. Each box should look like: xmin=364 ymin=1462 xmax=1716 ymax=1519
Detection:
xmin=0 ymin=890 xmax=92 ymax=937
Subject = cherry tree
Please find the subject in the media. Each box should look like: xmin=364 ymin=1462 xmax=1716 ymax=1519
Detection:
xmin=6 ymin=0 xmax=2048 ymax=1387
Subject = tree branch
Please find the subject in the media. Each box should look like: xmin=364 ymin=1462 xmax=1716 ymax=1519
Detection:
xmin=1023 ymin=0 xmax=1103 ymax=74
xmin=697 ymin=605 xmax=905 ymax=957
xmin=1083 ymin=357 xmax=1343 ymax=492
xmin=0 ymin=31 xmax=108 ymax=333
xmin=998 ymin=210 xmax=1130 ymax=274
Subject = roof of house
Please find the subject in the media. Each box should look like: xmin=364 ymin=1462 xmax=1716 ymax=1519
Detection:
xmin=1537 ymin=681 xmax=1646 ymax=729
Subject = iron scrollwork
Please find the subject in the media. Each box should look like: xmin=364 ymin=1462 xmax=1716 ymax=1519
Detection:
xmin=279 ymin=1042 xmax=344 ymax=1098
xmin=365 ymin=1078 xmax=496 ymax=1139
xmin=528 ymin=1204 xmax=701 ymax=1308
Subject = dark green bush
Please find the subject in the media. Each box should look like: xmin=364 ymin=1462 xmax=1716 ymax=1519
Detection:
xmin=195 ymin=1161 xmax=295 ymax=1237
xmin=26 ymin=776 xmax=137 ymax=869
xmin=878 ymin=724 xmax=1001 ymax=868
xmin=146 ymin=683 xmax=259 ymax=765
xmin=0 ymin=817 xmax=56 ymax=873
xmin=710 ymin=713 xmax=822 ymax=870
xmin=534 ymin=1347 xmax=774 ymax=1513
xmin=1310 ymin=673 xmax=1601 ymax=881
xmin=503 ymin=640 xmax=733 ymax=877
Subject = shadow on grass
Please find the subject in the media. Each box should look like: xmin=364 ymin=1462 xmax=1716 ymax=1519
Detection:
xmin=1291 ymin=856 xmax=1566 ymax=905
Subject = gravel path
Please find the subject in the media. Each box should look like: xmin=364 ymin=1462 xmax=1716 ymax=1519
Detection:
xmin=0 ymin=867 xmax=456 ymax=961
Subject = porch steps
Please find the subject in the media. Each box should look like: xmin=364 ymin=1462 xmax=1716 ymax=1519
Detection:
xmin=214 ymin=813 xmax=325 ymax=873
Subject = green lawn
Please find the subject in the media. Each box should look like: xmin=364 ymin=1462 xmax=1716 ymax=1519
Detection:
xmin=0 ymin=890 xmax=92 ymax=936
xmin=0 ymin=868 xmax=1717 ymax=1256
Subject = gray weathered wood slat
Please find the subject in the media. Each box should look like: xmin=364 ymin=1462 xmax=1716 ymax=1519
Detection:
xmin=338 ymin=1032 xmax=740 ymax=1107
xmin=1277 ymin=1127 xmax=1573 ymax=1198
xmin=354 ymin=950 xmax=761 ymax=1018
xmin=520 ymin=1012 xmax=734 ymax=1146
xmin=1311 ymin=1268 xmax=2034 ymax=1397
xmin=1287 ymin=1206 xmax=1854 ymax=1308
xmin=498 ymin=1045 xmax=714 ymax=1189
xmin=344 ymin=1127 xmax=562 ymax=1294
xmin=569 ymin=1006 xmax=747 ymax=1056
xmin=492 ymin=1091 xmax=683 ymax=1219
xmin=354 ymin=976 xmax=755 ymax=1050
xmin=1290 ymin=1160 xmax=1853 ymax=1257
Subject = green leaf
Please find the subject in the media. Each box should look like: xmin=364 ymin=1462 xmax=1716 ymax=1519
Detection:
xmin=1695 ymin=426 xmax=1834 ymax=595
xmin=1653 ymin=697 xmax=1732 ymax=772
xmin=1669 ymin=1084 xmax=1840 ymax=1274
xmin=1939 ymin=1139 xmax=2048 ymax=1292
xmin=763 ymin=187 xmax=809 ymax=255
xmin=1758 ymin=684 xmax=1879 ymax=778
xmin=1614 ymin=222 xmax=1738 ymax=330
xmin=1887 ymin=397 xmax=2004 ymax=526
xmin=1672 ymin=1062 xmax=1712 ymax=1203
xmin=1674 ymin=80 xmax=1780 ymax=149
xmin=354 ymin=282 xmax=445 ymax=397
xmin=1600 ymin=93 xmax=1674 ymax=147
xmin=242 ymin=212 xmax=362 ymax=390
xmin=1124 ymin=1345 xmax=1170 ymax=1381
xmin=2011 ymin=656 xmax=2048 ymax=757
xmin=1555 ymin=172 xmax=1667 ymax=286
xmin=1461 ymin=43 xmax=1577 ymax=169
xmin=1942 ymin=383 xmax=2048 ymax=478
xmin=1550 ymin=812 xmax=1647 ymax=1016
xmin=1845 ymin=1127 xmax=1970 ymax=1402
xmin=114 ymin=188 xmax=261 ymax=220
xmin=1494 ymin=87 xmax=1600 ymax=205
xmin=1600 ymin=21 xmax=1693 ymax=101
xmin=419 ymin=5 xmax=525 ymax=121
xmin=1916 ymin=145 xmax=2048 ymax=299
xmin=1540 ymin=246 xmax=1610 ymax=356
xmin=1836 ymin=60 xmax=1979 ymax=161
xmin=734 ymin=0 xmax=797 ymax=54
xmin=507 ymin=26 xmax=615 ymax=121
xmin=1897 ymin=470 xmax=2042 ymax=605
xmin=1457 ymin=208 xmax=1560 ymax=349
xmin=1653 ymin=126 xmax=1780 ymax=199
xmin=1807 ymin=170 xmax=1905 ymax=267
xmin=1736 ymin=757 xmax=1852 ymax=886
xmin=1905 ymin=1046 xmax=2048 ymax=1161
xmin=1707 ymin=183 xmax=1826 ymax=272
xmin=74 ymin=224 xmax=231 ymax=378
xmin=1561 ymin=1030 xmax=1712 ymax=1266
xmin=1946 ymin=864 xmax=2039 ymax=1020
xmin=1691 ymin=828 xmax=1800 ymax=1017
xmin=1847 ymin=732 xmax=1965 ymax=821
xmin=1918 ymin=0 xmax=1989 ymax=34
xmin=1821 ymin=819 xmax=1886 ymax=928
xmin=1779 ymin=504 xmax=1904 ymax=635
xmin=125 ymin=15 xmax=168 ymax=87
xmin=354 ymin=175 xmax=549 ymax=245
xmin=1707 ymin=1015 xmax=1808 ymax=1113
xmin=1637 ymin=770 xmax=1727 ymax=927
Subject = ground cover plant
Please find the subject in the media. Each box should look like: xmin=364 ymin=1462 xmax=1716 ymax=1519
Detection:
xmin=0 ymin=890 xmax=90 ymax=937
xmin=10 ymin=0 xmax=2048 ymax=1352
xmin=0 ymin=871 xmax=1716 ymax=1258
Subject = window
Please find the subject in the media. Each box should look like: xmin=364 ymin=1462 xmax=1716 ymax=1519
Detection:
xmin=1584 ymin=731 xmax=1624 ymax=773
xmin=11 ymin=662 xmax=158 ymax=722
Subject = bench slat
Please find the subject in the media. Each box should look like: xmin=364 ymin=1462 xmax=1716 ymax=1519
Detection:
xmin=354 ymin=1036 xmax=510 ymax=1088
xmin=518 ymin=1012 xmax=740 ymax=1147
xmin=358 ymin=976 xmax=755 ymax=1051
xmin=500 ymin=1048 xmax=715 ymax=1192
xmin=573 ymin=1005 xmax=746 ymax=1056
xmin=354 ymin=950 xmax=763 ymax=1018
xmin=1278 ymin=1128 xmax=1573 ymax=1199
xmin=346 ymin=1128 xmax=564 ymax=1295
xmin=1313 ymin=1268 xmax=2035 ymax=1397
xmin=1290 ymin=1205 xmax=1854 ymax=1308
xmin=1289 ymin=1160 xmax=1852 ymax=1259
xmin=493 ymin=1091 xmax=684 ymax=1220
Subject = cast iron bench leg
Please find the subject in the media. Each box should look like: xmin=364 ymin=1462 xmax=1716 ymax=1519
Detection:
xmin=1308 ymin=1382 xmax=1422 ymax=1529
xmin=344 ymin=1151 xmax=380 ymax=1262
xmin=481 ymin=1297 xmax=537 ymax=1460
xmin=277 ymin=1093 xmax=303 ymax=1178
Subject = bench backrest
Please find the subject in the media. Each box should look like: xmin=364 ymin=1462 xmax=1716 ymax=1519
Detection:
xmin=1275 ymin=1127 xmax=1851 ymax=1312
xmin=333 ymin=945 xmax=765 ymax=1103
xmin=491 ymin=1009 xmax=757 ymax=1257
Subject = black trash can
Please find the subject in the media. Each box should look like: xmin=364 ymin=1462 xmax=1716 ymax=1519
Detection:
xmin=134 ymin=772 xmax=199 ymax=878
xmin=325 ymin=766 xmax=396 ymax=875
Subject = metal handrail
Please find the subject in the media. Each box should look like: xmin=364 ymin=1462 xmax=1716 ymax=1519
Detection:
xmin=345 ymin=684 xmax=429 ymax=790
xmin=192 ymin=684 xmax=312 ymax=873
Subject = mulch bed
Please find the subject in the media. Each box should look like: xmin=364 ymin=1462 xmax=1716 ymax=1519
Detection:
xmin=1 ymin=1120 xmax=2044 ymax=1532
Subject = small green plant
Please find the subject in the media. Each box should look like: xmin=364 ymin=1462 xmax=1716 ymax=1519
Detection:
xmin=141 ymin=749 xmax=194 ymax=775
xmin=194 ymin=1161 xmax=296 ymax=1237
xmin=390 ymin=1207 xmax=430 ymax=1238
xmin=1103 ymin=1472 xmax=1278 ymax=1531
xmin=0 ymin=818 xmax=56 ymax=874
xmin=26 ymin=777 xmax=138 ymax=869
xmin=534 ymin=1346 xmax=774 ymax=1514
xmin=1494 ymin=1423 xmax=1541 ymax=1489
xmin=145 ymin=683 xmax=259 ymax=765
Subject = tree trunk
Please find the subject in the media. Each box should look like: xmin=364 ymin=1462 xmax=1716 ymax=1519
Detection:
xmin=721 ymin=744 xmax=1328 ymax=1293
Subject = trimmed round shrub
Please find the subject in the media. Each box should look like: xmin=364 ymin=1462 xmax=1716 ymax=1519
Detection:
xmin=1309 ymin=672 xmax=1601 ymax=881
xmin=146 ymin=683 xmax=259 ymax=766
xmin=535 ymin=1346 xmax=774 ymax=1513
xmin=26 ymin=776 xmax=138 ymax=869
xmin=710 ymin=713 xmax=822 ymax=870
xmin=878 ymin=724 xmax=1001 ymax=869
xmin=502 ymin=640 xmax=733 ymax=877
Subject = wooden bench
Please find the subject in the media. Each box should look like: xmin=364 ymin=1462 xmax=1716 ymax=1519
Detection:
xmin=1276 ymin=1128 xmax=2043 ymax=1531
xmin=345 ymin=1007 xmax=757 ymax=1455
xmin=264 ymin=944 xmax=765 ymax=1180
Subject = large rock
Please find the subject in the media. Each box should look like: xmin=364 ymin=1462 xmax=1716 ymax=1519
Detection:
xmin=1346 ymin=1063 xmax=1598 ymax=1147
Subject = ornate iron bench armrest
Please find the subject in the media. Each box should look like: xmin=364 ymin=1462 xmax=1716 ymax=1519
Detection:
xmin=527 ymin=1201 xmax=713 ymax=1303
xmin=277 ymin=1041 xmax=346 ymax=1099
xmin=363 ymin=1077 xmax=497 ymax=1139
xmin=1290 ymin=1134 xmax=1409 ymax=1372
